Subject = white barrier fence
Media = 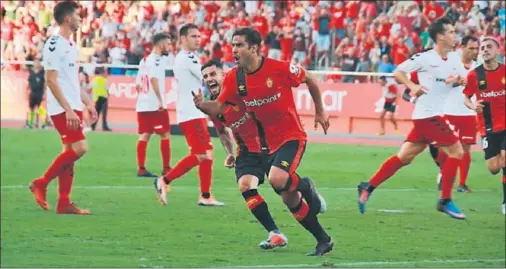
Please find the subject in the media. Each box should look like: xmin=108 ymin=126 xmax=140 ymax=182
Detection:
xmin=1 ymin=60 xmax=394 ymax=77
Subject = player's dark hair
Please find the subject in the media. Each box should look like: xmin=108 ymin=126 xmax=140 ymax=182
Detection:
xmin=179 ymin=23 xmax=199 ymax=38
xmin=428 ymin=17 xmax=453 ymax=42
xmin=461 ymin=35 xmax=479 ymax=46
xmin=232 ymin=27 xmax=262 ymax=49
xmin=201 ymin=59 xmax=223 ymax=71
xmin=54 ymin=1 xmax=79 ymax=25
xmin=152 ymin=33 xmax=169 ymax=45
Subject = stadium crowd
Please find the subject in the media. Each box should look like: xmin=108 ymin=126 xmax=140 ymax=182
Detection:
xmin=1 ymin=0 xmax=505 ymax=81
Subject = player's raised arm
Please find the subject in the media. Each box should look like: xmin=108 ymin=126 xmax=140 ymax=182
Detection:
xmin=192 ymin=88 xmax=227 ymax=117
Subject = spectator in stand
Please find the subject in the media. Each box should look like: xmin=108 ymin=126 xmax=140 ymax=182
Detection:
xmin=355 ymin=53 xmax=371 ymax=83
xmin=392 ymin=36 xmax=410 ymax=67
xmin=292 ymin=27 xmax=307 ymax=65
xmin=445 ymin=3 xmax=461 ymax=24
xmin=125 ymin=43 xmax=142 ymax=77
xmin=109 ymin=40 xmax=127 ymax=75
xmin=331 ymin=1 xmax=346 ymax=41
xmin=379 ymin=35 xmax=391 ymax=57
xmin=265 ymin=25 xmax=282 ymax=60
xmin=377 ymin=54 xmax=394 ymax=74
xmin=316 ymin=7 xmax=331 ymax=57
xmin=151 ymin=12 xmax=167 ymax=33
xmin=369 ymin=40 xmax=382 ymax=75
xmin=92 ymin=39 xmax=110 ymax=75
xmin=341 ymin=50 xmax=358 ymax=83
xmin=252 ymin=9 xmax=269 ymax=39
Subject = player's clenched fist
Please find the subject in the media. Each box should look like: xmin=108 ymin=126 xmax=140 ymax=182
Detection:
xmin=224 ymin=154 xmax=235 ymax=168
xmin=192 ymin=88 xmax=204 ymax=108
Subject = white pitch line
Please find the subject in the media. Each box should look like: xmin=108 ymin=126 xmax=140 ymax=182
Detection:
xmin=0 ymin=185 xmax=494 ymax=192
xmin=226 ymin=258 xmax=505 ymax=268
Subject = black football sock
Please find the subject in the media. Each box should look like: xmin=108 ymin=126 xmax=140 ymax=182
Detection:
xmin=242 ymin=189 xmax=278 ymax=232
xmin=289 ymin=198 xmax=330 ymax=243
xmin=201 ymin=192 xmax=210 ymax=199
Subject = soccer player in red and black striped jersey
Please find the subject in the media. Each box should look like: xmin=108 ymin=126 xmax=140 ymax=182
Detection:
xmin=463 ymin=37 xmax=506 ymax=215
xmin=195 ymin=59 xmax=289 ymax=249
xmin=194 ymin=28 xmax=333 ymax=256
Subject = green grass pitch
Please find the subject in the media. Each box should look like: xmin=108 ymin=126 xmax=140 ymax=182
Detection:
xmin=1 ymin=128 xmax=504 ymax=268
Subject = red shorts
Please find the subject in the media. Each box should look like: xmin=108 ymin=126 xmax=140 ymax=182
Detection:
xmin=137 ymin=110 xmax=170 ymax=134
xmin=50 ymin=110 xmax=86 ymax=145
xmin=179 ymin=118 xmax=213 ymax=154
xmin=444 ymin=115 xmax=477 ymax=145
xmin=405 ymin=116 xmax=459 ymax=146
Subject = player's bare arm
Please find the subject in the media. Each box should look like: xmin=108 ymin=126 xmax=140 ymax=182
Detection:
xmin=464 ymin=96 xmax=484 ymax=113
xmin=45 ymin=70 xmax=80 ymax=130
xmin=303 ymin=71 xmax=330 ymax=134
xmin=80 ymin=87 xmax=97 ymax=122
xmin=393 ymin=70 xmax=424 ymax=97
xmin=192 ymin=88 xmax=226 ymax=117
xmin=150 ymin=77 xmax=164 ymax=110
xmin=217 ymin=127 xmax=235 ymax=168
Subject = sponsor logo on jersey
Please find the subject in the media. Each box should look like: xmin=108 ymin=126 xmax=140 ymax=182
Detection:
xmin=229 ymin=112 xmax=251 ymax=130
xmin=480 ymin=90 xmax=506 ymax=98
xmin=243 ymin=93 xmax=281 ymax=107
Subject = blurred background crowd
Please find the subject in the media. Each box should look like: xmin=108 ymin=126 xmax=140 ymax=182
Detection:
xmin=1 ymin=0 xmax=505 ymax=82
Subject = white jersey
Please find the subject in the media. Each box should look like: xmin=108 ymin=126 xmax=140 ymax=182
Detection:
xmin=42 ymin=34 xmax=81 ymax=116
xmin=395 ymin=49 xmax=463 ymax=120
xmin=135 ymin=53 xmax=166 ymax=112
xmin=173 ymin=50 xmax=206 ymax=124
xmin=443 ymin=51 xmax=478 ymax=116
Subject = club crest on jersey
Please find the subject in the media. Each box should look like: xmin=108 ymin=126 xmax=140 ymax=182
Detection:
xmin=266 ymin=77 xmax=273 ymax=88
xmin=232 ymin=105 xmax=240 ymax=112
xmin=502 ymin=77 xmax=505 ymax=84
xmin=479 ymin=80 xmax=486 ymax=85
xmin=238 ymin=84 xmax=247 ymax=95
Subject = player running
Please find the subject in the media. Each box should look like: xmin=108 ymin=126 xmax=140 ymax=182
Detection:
xmin=193 ymin=28 xmax=333 ymax=256
xmin=29 ymin=1 xmax=97 ymax=215
xmin=377 ymin=76 xmax=399 ymax=135
xmin=463 ymin=37 xmax=506 ymax=215
xmin=154 ymin=24 xmax=224 ymax=206
xmin=193 ymin=59 xmax=289 ymax=249
xmin=357 ymin=17 xmax=469 ymax=220
xmin=135 ymin=33 xmax=172 ymax=178
xmin=429 ymin=36 xmax=480 ymax=193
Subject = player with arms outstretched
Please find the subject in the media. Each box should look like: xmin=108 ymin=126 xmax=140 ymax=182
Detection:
xmin=29 ymin=1 xmax=97 ymax=215
xmin=135 ymin=33 xmax=172 ymax=178
xmin=194 ymin=28 xmax=333 ymax=256
xmin=154 ymin=24 xmax=224 ymax=206
xmin=357 ymin=17 xmax=468 ymax=220
xmin=194 ymin=59 xmax=290 ymax=249
xmin=463 ymin=37 xmax=506 ymax=215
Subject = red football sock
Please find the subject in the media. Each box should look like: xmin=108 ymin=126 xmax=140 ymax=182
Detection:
xmin=458 ymin=152 xmax=471 ymax=186
xmin=441 ymin=157 xmax=460 ymax=199
xmin=160 ymin=139 xmax=171 ymax=170
xmin=137 ymin=140 xmax=147 ymax=169
xmin=198 ymin=159 xmax=213 ymax=194
xmin=164 ymin=154 xmax=200 ymax=182
xmin=58 ymin=162 xmax=74 ymax=205
xmin=436 ymin=150 xmax=448 ymax=168
xmin=369 ymin=155 xmax=406 ymax=188
xmin=36 ymin=148 xmax=80 ymax=186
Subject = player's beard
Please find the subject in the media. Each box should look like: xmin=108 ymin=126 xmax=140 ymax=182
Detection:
xmin=162 ymin=49 xmax=169 ymax=56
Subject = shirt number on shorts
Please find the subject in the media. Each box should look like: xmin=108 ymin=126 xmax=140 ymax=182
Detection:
xmin=140 ymin=75 xmax=150 ymax=94
xmin=482 ymin=137 xmax=488 ymax=149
